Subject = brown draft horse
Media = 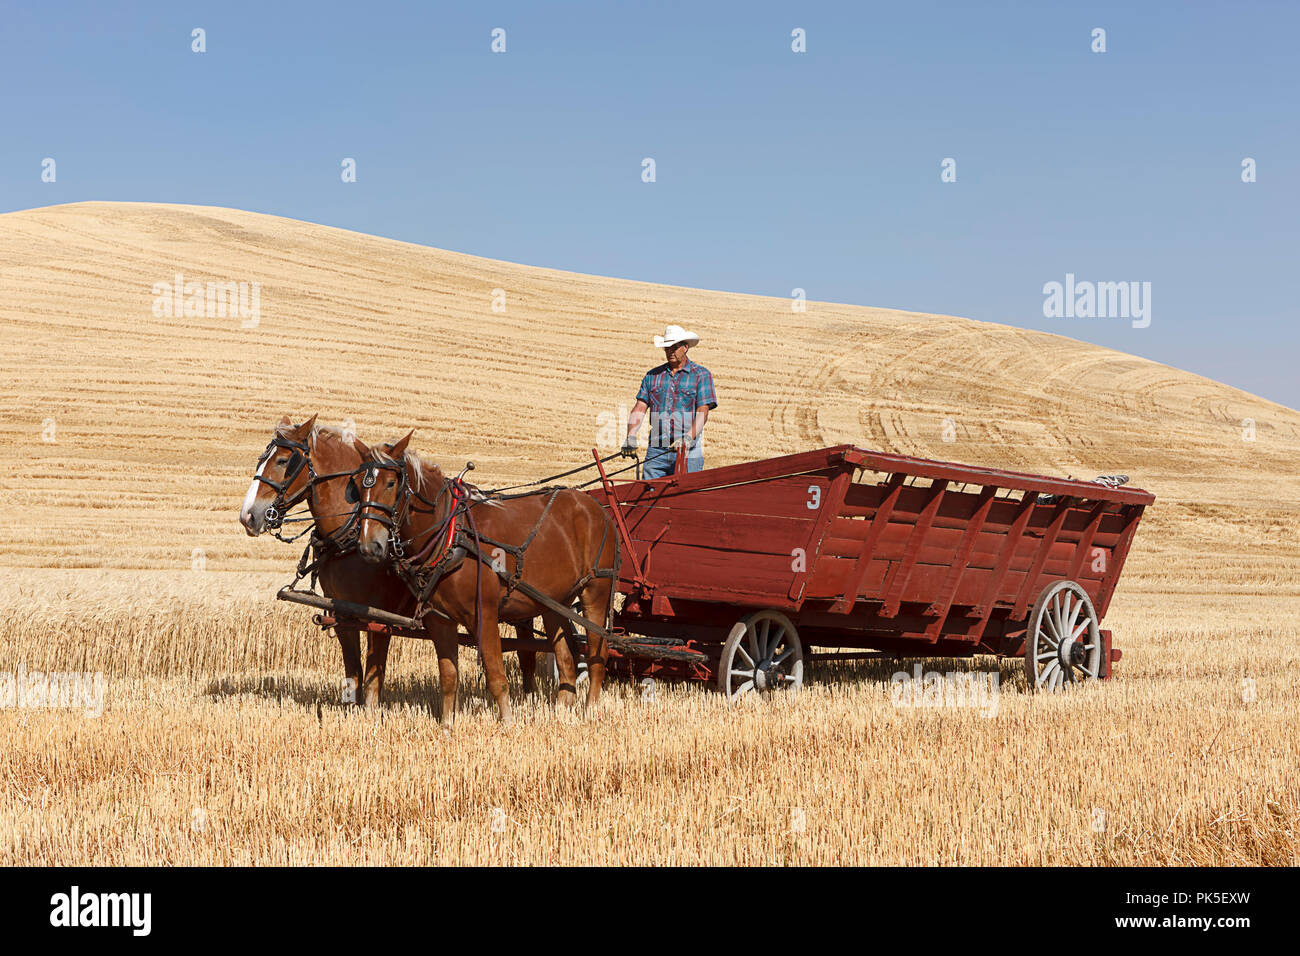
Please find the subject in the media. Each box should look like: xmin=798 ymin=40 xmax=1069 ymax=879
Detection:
xmin=239 ymin=415 xmax=453 ymax=706
xmin=353 ymin=433 xmax=618 ymax=726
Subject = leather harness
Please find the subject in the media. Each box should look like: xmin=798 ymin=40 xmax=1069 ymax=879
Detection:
xmin=260 ymin=438 xmax=620 ymax=652
xmin=356 ymin=458 xmax=619 ymax=650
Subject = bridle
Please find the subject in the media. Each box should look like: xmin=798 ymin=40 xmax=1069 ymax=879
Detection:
xmin=251 ymin=434 xmax=365 ymax=543
xmin=252 ymin=435 xmax=311 ymax=529
xmin=356 ymin=459 xmax=412 ymax=557
xmin=357 ymin=458 xmax=470 ymax=563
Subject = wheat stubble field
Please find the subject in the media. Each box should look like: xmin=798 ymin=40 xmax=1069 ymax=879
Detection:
xmin=1 ymin=201 xmax=1297 ymax=865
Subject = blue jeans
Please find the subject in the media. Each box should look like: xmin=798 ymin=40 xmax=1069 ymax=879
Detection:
xmin=641 ymin=443 xmax=703 ymax=480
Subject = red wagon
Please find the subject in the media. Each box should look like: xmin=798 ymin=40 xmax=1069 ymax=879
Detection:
xmin=588 ymin=444 xmax=1153 ymax=697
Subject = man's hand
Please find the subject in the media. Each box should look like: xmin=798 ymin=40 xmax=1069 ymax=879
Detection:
xmin=620 ymin=439 xmax=638 ymax=458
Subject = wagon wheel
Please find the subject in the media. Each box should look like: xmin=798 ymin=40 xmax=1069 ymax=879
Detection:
xmin=1025 ymin=580 xmax=1103 ymax=691
xmin=717 ymin=610 xmax=804 ymax=701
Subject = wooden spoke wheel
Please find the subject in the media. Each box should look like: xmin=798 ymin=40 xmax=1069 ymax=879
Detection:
xmin=717 ymin=609 xmax=804 ymax=701
xmin=1025 ymin=580 xmax=1103 ymax=690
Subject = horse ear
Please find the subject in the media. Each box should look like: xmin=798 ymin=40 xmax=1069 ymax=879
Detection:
xmin=278 ymin=415 xmax=292 ymax=426
xmin=297 ymin=413 xmax=318 ymax=435
xmin=353 ymin=437 xmax=373 ymax=460
xmin=389 ymin=431 xmax=413 ymax=459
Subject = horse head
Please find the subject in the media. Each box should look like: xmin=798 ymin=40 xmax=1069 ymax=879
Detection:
xmin=355 ymin=431 xmax=417 ymax=563
xmin=240 ymin=414 xmax=317 ymax=536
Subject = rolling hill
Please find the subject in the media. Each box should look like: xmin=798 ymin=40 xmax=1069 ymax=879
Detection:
xmin=1 ymin=201 xmax=1297 ymax=584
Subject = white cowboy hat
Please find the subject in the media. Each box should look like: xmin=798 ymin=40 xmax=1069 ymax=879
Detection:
xmin=653 ymin=324 xmax=700 ymax=348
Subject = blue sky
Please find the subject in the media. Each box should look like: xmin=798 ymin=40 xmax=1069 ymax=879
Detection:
xmin=3 ymin=1 xmax=1297 ymax=408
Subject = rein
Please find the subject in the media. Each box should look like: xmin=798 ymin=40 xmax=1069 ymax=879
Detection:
xmin=482 ymin=450 xmax=634 ymax=494
xmin=269 ymin=467 xmax=363 ymax=544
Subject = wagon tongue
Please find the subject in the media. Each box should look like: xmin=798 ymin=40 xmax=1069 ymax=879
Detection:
xmin=610 ymin=634 xmax=707 ymax=663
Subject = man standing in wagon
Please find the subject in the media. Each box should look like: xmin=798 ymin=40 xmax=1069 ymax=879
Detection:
xmin=622 ymin=324 xmax=718 ymax=479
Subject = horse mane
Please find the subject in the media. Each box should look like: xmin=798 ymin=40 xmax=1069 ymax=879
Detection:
xmin=373 ymin=444 xmax=433 ymax=491
xmin=373 ymin=443 xmax=500 ymax=506
xmin=275 ymin=421 xmax=355 ymax=450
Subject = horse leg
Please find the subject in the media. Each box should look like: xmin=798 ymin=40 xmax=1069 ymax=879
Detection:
xmin=517 ymin=619 xmax=537 ymax=695
xmin=580 ymin=578 xmax=613 ymax=707
xmin=362 ymin=631 xmax=392 ymax=707
xmin=337 ymin=626 xmax=363 ymax=706
xmin=476 ymin=601 xmax=513 ymax=726
xmin=429 ymin=619 xmax=459 ymax=728
xmin=542 ymin=610 xmax=578 ymax=709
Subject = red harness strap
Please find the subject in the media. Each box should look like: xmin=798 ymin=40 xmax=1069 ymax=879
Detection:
xmin=442 ymin=479 xmax=466 ymax=555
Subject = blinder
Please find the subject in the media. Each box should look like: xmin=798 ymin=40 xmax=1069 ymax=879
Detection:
xmin=251 ymin=435 xmax=311 ymax=527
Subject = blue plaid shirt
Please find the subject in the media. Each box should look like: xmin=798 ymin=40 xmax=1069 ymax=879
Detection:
xmin=636 ymin=358 xmax=718 ymax=448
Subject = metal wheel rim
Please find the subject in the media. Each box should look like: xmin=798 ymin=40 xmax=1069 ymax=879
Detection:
xmin=1025 ymin=581 xmax=1102 ymax=691
xmin=718 ymin=610 xmax=804 ymax=701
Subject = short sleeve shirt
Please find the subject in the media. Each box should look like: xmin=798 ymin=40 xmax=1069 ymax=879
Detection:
xmin=636 ymin=358 xmax=718 ymax=447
